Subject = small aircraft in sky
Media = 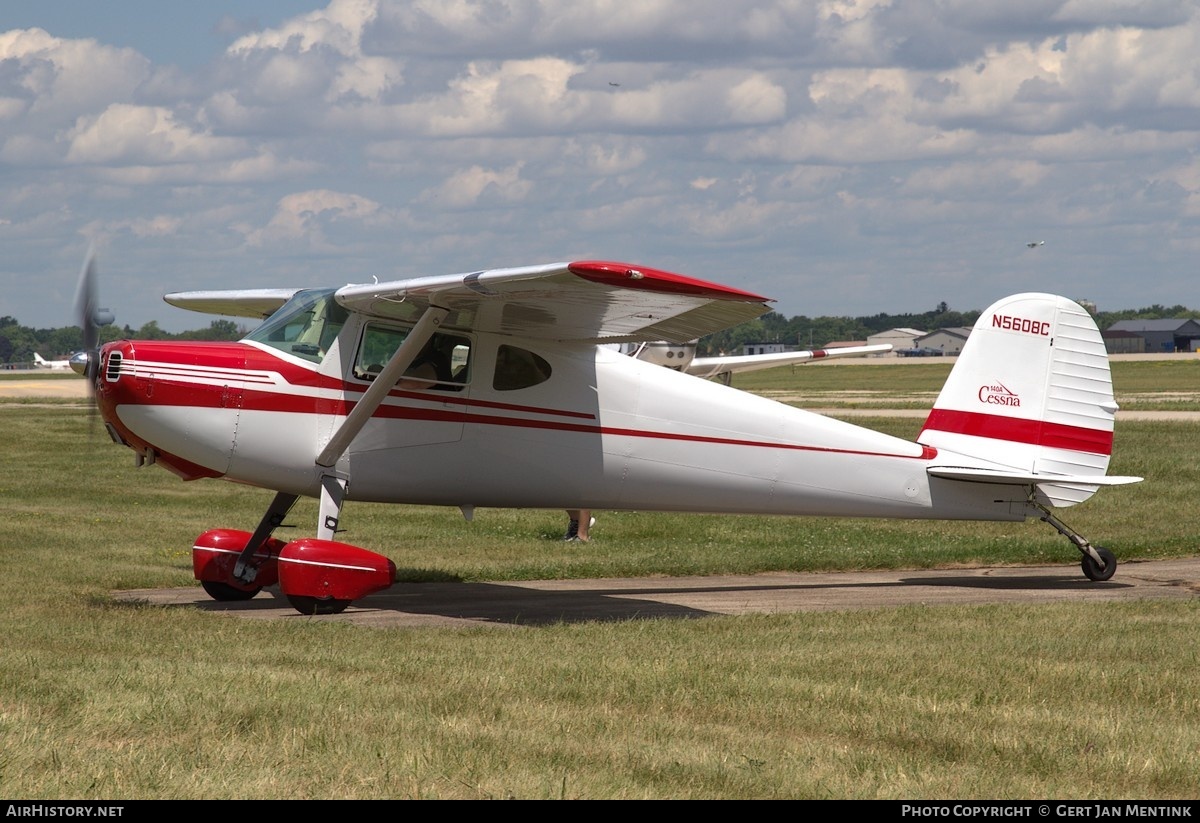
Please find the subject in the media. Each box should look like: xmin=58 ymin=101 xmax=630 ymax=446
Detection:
xmin=34 ymin=353 xmax=73 ymax=370
xmin=72 ymin=252 xmax=1141 ymax=615
xmin=1027 ymin=240 xmax=1045 ymax=248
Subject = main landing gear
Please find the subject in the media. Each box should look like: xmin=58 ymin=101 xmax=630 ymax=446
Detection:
xmin=1031 ymin=499 xmax=1118 ymax=582
xmin=191 ymin=487 xmax=397 ymax=616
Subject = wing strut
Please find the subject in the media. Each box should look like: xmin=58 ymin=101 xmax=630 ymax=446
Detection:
xmin=315 ymin=304 xmax=450 ymax=469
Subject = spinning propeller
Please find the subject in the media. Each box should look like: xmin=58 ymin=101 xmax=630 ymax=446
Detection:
xmin=70 ymin=247 xmax=115 ymax=417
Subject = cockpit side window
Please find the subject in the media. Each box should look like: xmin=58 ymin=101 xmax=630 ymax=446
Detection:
xmin=245 ymin=288 xmax=346 ymax=364
xmin=493 ymin=344 xmax=551 ymax=391
xmin=354 ymin=324 xmax=471 ymax=392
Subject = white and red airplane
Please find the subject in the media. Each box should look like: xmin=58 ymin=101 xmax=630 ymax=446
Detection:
xmin=72 ymin=254 xmax=1141 ymax=615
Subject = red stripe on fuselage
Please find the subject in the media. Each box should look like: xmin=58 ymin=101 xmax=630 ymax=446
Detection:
xmin=211 ymin=384 xmax=932 ymax=459
xmin=262 ymin=388 xmax=935 ymax=461
xmin=920 ymin=409 xmax=1113 ymax=455
xmin=137 ymin=378 xmax=600 ymax=421
xmin=105 ymin=343 xmax=934 ymax=463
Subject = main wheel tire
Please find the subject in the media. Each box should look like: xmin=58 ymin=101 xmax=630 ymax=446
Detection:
xmin=286 ymin=594 xmax=351 ymax=615
xmin=202 ymin=580 xmax=262 ymax=601
xmin=1081 ymin=546 xmax=1117 ymax=582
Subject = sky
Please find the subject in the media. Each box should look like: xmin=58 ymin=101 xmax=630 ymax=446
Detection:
xmin=1 ymin=0 xmax=1197 ymax=334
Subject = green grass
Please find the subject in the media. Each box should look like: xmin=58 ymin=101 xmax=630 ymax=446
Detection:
xmin=1 ymin=362 xmax=1199 ymax=799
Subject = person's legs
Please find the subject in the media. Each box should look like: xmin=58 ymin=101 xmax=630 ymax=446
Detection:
xmin=564 ymin=509 xmax=593 ymax=541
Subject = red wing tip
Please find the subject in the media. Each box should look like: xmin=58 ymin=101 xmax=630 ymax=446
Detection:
xmin=568 ymin=261 xmax=772 ymax=303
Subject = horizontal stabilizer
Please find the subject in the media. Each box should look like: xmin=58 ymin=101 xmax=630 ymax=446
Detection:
xmin=928 ymin=466 xmax=1143 ymax=486
xmin=687 ymin=343 xmax=893 ymax=379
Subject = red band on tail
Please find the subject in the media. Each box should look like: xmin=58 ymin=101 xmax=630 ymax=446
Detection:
xmin=921 ymin=409 xmax=1113 ymax=456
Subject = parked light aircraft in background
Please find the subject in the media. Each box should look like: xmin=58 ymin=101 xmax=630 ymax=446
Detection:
xmin=34 ymin=353 xmax=72 ymax=370
xmin=72 ymin=253 xmax=1141 ymax=615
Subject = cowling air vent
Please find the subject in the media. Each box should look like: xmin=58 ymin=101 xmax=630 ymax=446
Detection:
xmin=104 ymin=351 xmax=123 ymax=382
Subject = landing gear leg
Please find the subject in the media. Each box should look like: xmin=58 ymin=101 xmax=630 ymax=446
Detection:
xmin=1030 ymin=498 xmax=1117 ymax=582
xmin=232 ymin=490 xmax=298 ymax=587
xmin=317 ymin=473 xmax=347 ymax=541
xmin=194 ymin=491 xmax=298 ymax=602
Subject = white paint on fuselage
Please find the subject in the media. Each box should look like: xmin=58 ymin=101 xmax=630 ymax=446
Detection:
xmin=115 ymin=333 xmax=1032 ymax=522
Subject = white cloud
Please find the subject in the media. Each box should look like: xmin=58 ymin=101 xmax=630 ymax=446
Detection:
xmin=246 ymin=188 xmax=384 ymax=248
xmin=576 ymin=141 xmax=647 ymax=175
xmin=727 ymin=74 xmax=788 ymax=124
xmin=0 ymin=27 xmax=149 ymax=123
xmin=227 ymin=0 xmax=378 ymax=57
xmin=121 ymin=215 xmax=185 ymax=238
xmin=65 ymin=104 xmax=246 ymax=165
xmin=419 ymin=163 xmax=531 ymax=207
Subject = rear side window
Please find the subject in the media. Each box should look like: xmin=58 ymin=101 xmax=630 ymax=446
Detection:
xmin=493 ymin=345 xmax=551 ymax=391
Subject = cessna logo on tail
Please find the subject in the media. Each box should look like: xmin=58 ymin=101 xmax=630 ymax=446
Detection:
xmin=992 ymin=314 xmax=1050 ymax=335
xmin=978 ymin=381 xmax=1020 ymax=406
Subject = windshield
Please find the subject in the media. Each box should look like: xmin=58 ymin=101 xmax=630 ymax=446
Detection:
xmin=245 ymin=288 xmax=347 ymax=364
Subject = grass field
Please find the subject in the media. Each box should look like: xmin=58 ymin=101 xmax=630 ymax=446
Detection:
xmin=1 ymin=361 xmax=1198 ymax=799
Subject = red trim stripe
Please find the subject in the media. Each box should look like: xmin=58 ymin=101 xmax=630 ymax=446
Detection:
xmin=368 ymin=403 xmax=935 ymax=460
xmin=921 ymin=409 xmax=1113 ymax=455
xmin=280 ymin=394 xmax=937 ymax=461
xmin=112 ymin=383 xmax=935 ymax=462
xmin=103 ymin=344 xmax=938 ymax=464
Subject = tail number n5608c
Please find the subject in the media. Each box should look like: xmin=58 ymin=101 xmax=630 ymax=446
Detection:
xmin=992 ymin=314 xmax=1050 ymax=335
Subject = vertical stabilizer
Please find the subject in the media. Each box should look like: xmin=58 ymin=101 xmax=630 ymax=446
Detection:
xmin=918 ymin=293 xmax=1120 ymax=506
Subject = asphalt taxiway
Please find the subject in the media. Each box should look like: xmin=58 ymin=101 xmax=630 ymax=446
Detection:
xmin=112 ymin=558 xmax=1200 ymax=629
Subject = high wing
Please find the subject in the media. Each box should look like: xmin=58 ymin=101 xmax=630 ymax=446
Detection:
xmin=166 ymin=261 xmax=772 ymax=343
xmin=163 ymin=288 xmax=304 ymax=320
xmin=686 ymin=343 xmax=893 ymax=380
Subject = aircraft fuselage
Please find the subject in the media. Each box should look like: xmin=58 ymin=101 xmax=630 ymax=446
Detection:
xmin=93 ymin=316 xmax=1028 ymax=524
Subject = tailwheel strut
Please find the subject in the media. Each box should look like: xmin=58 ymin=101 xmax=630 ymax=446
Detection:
xmin=1030 ymin=498 xmax=1117 ymax=582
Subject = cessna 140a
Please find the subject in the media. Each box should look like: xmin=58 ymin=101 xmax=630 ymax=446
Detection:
xmin=72 ymin=255 xmax=1141 ymax=615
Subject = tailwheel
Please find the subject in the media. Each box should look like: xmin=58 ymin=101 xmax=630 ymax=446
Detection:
xmin=202 ymin=580 xmax=262 ymax=601
xmin=1081 ymin=546 xmax=1117 ymax=582
xmin=1033 ymin=500 xmax=1120 ymax=582
xmin=286 ymin=594 xmax=352 ymax=615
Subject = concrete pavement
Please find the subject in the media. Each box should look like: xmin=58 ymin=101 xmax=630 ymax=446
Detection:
xmin=112 ymin=558 xmax=1200 ymax=629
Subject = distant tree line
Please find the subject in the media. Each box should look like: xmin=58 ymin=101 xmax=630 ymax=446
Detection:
xmin=695 ymin=302 xmax=1200 ymax=356
xmin=3 ymin=302 xmax=1198 ymax=364
xmin=0 ymin=317 xmax=246 ymax=365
